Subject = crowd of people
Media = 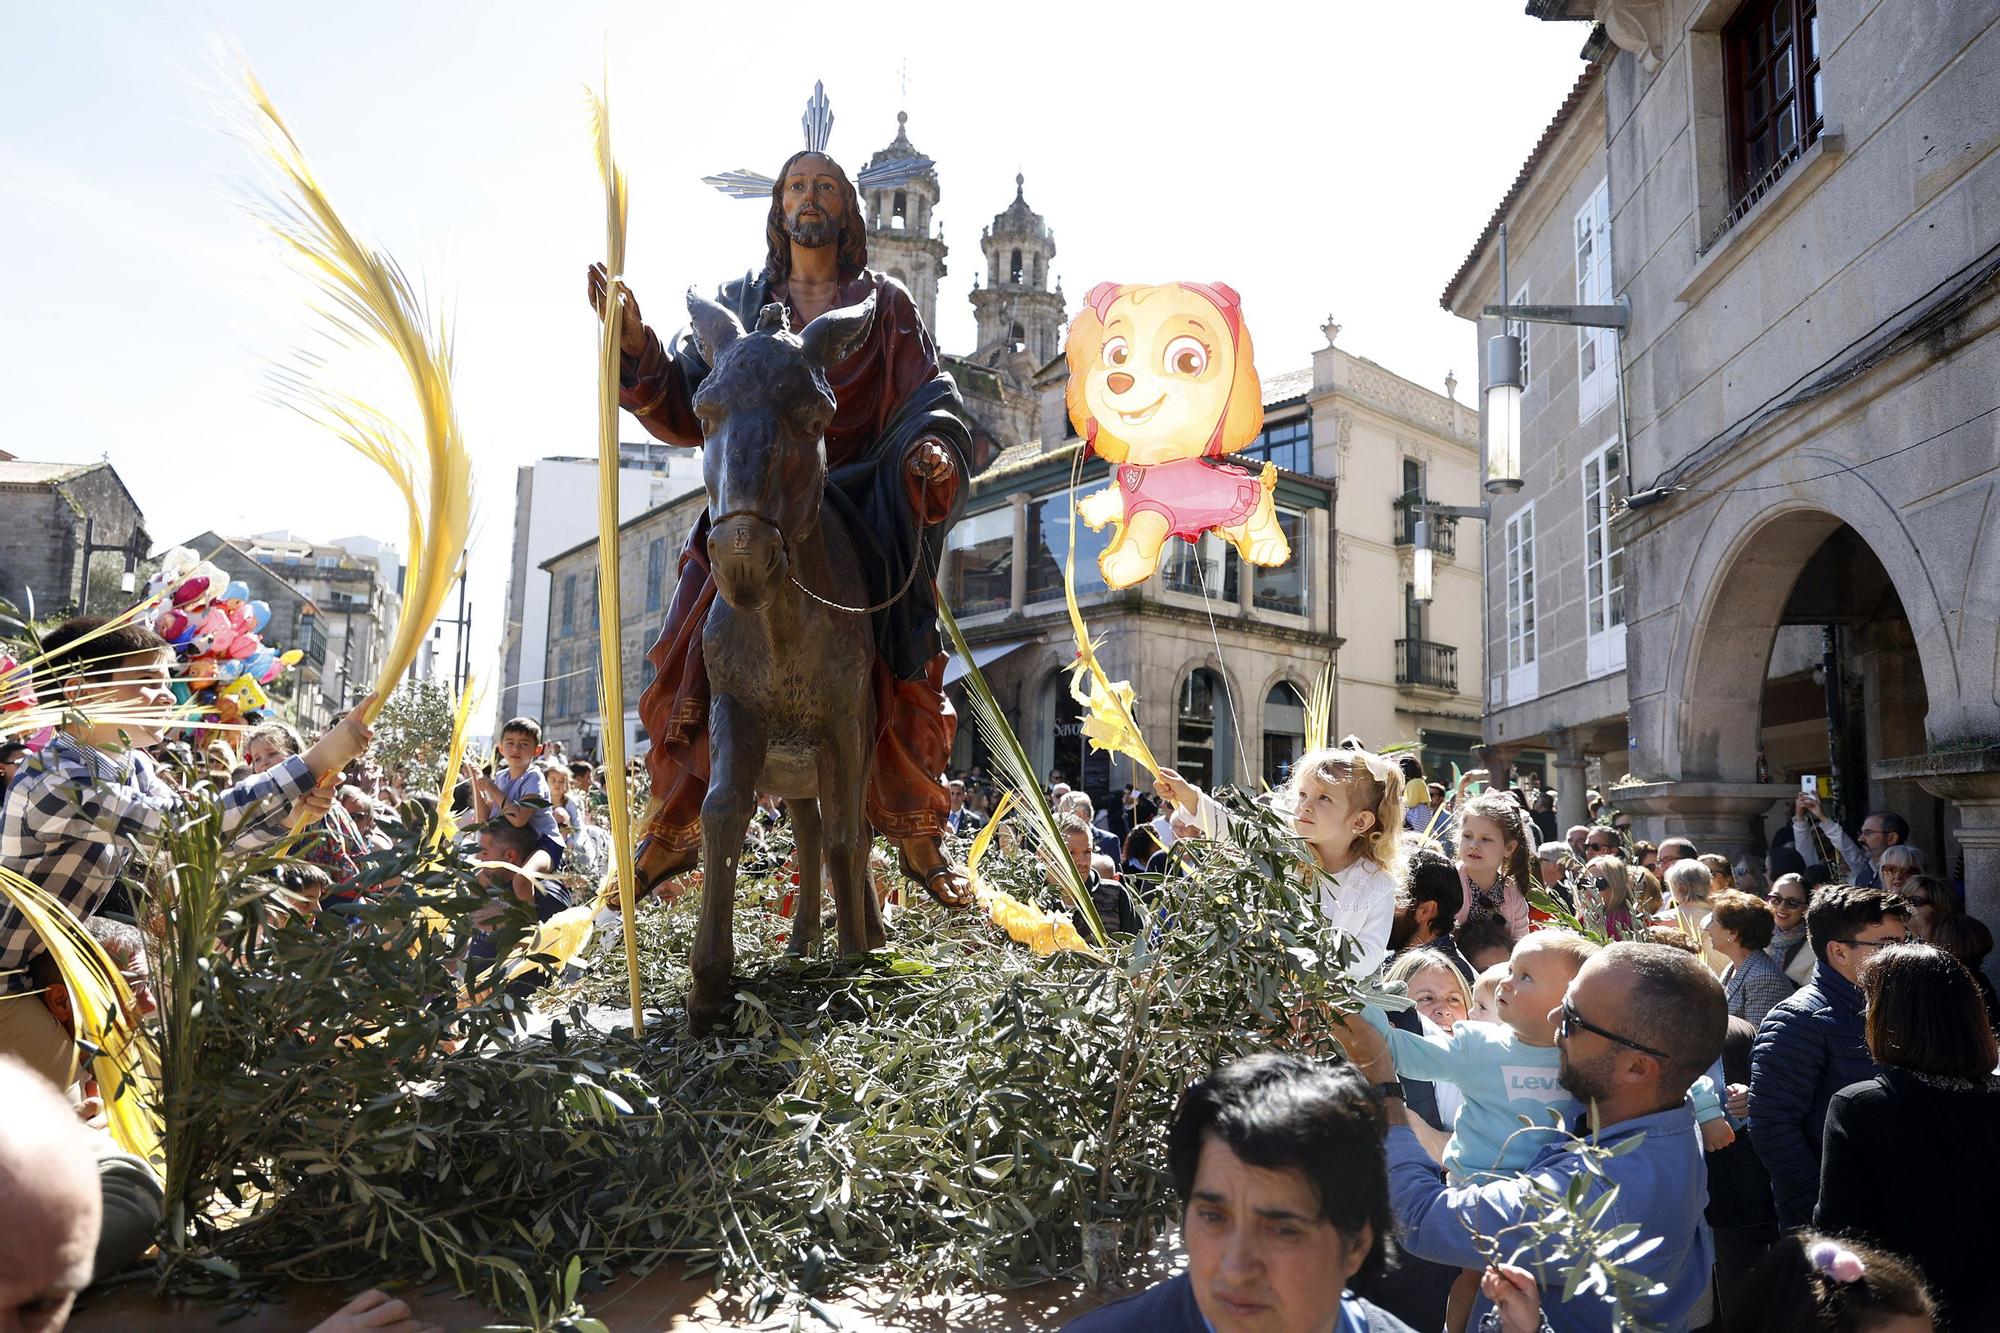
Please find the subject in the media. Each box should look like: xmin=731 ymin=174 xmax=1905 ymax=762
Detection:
xmin=0 ymin=615 xmax=641 ymax=1332
xmin=1 ymin=611 xmax=1994 ymax=1332
xmin=1044 ymin=745 xmax=1995 ymax=1332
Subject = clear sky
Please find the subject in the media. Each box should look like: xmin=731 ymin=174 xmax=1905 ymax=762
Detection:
xmin=0 ymin=1 xmax=1587 ymax=687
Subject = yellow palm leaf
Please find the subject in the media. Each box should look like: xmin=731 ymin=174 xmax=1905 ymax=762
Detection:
xmin=588 ymin=81 xmax=645 ymax=1038
xmin=238 ymin=64 xmax=474 ymax=837
xmin=0 ymin=868 xmax=161 ymax=1169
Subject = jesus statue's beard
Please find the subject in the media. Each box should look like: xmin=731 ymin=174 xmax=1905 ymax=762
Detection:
xmin=786 ymin=210 xmax=841 ymax=249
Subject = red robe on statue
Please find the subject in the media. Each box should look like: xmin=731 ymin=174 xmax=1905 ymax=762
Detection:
xmin=619 ymin=269 xmax=963 ymax=853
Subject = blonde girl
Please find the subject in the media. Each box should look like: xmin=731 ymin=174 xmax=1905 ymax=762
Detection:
xmin=1453 ymin=791 xmax=1534 ymax=941
xmin=1586 ymin=855 xmax=1638 ymax=938
xmin=1156 ymin=746 xmax=1406 ymax=976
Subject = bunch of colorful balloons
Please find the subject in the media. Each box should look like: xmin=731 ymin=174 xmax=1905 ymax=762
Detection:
xmin=146 ymin=547 xmax=305 ymax=727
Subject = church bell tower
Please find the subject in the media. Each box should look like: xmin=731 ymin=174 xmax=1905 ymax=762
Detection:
xmin=971 ymin=174 xmax=1065 ymax=367
xmin=862 ymin=111 xmax=947 ymax=332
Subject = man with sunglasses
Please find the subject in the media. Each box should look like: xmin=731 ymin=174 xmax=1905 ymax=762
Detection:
xmin=1749 ymin=884 xmax=1909 ymax=1227
xmin=1344 ymin=942 xmax=1726 ymax=1331
xmin=1580 ymin=828 xmax=1622 ymax=861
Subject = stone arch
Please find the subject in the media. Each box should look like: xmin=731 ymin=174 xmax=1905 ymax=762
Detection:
xmin=1258 ymin=669 xmax=1312 ymax=786
xmin=1664 ymin=468 xmax=1959 ymax=783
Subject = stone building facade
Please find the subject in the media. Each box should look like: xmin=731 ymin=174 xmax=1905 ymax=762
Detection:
xmin=538 ymin=485 xmax=707 ymax=763
xmin=1472 ymin=3 xmax=2000 ymax=936
xmin=230 ymin=533 xmax=402 ymax=717
xmin=0 ymin=457 xmax=148 ymax=618
xmin=948 ymin=321 xmax=1485 ymax=803
xmin=1444 ymin=66 xmax=1622 ymax=830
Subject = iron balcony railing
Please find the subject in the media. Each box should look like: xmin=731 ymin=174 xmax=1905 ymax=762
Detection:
xmin=1394 ymin=504 xmax=1457 ymax=559
xmin=1395 ymin=639 xmax=1458 ymax=692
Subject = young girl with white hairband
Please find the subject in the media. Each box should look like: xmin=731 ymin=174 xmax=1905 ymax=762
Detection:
xmin=1154 ymin=746 xmax=1406 ymax=977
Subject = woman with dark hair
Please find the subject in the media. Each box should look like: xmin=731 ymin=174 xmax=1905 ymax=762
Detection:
xmin=1703 ymin=889 xmax=1796 ymax=1026
xmin=1897 ymin=873 xmax=1961 ymax=942
xmin=1927 ymin=912 xmax=1999 ymax=1029
xmin=1120 ymin=823 xmax=1160 ymax=879
xmin=1815 ymin=943 xmax=1999 ymax=1328
xmin=1722 ymin=1232 xmax=1935 ymax=1332
xmin=1065 ymin=1053 xmax=1414 ymax=1331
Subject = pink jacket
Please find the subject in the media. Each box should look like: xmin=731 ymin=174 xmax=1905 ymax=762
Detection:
xmin=1455 ymin=866 xmax=1530 ymax=941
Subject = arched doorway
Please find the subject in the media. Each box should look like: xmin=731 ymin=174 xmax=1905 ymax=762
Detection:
xmin=1176 ymin=667 xmax=1237 ymax=792
xmin=1263 ymin=680 xmax=1306 ymax=787
xmin=1679 ymin=512 xmax=1940 ymax=860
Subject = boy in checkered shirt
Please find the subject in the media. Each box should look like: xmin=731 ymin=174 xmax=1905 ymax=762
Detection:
xmin=0 ymin=616 xmax=373 ymax=1090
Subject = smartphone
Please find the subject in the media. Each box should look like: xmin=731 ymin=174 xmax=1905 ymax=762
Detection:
xmin=1800 ymin=775 xmax=1817 ymax=795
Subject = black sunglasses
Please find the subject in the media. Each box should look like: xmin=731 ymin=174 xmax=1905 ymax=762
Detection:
xmin=1559 ymin=998 xmax=1670 ymax=1060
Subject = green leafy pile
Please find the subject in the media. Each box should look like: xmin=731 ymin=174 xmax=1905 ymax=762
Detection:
xmin=150 ymin=788 xmax=1384 ymax=1324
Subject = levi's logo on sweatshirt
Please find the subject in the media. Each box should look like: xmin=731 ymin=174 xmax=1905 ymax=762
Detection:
xmin=1501 ymin=1066 xmax=1571 ymax=1104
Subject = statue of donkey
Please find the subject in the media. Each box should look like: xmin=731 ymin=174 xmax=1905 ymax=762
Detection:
xmin=682 ymin=290 xmax=886 ymax=1031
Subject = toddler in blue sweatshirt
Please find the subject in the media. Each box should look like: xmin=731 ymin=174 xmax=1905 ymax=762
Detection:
xmin=1356 ymin=932 xmax=1732 ymax=1180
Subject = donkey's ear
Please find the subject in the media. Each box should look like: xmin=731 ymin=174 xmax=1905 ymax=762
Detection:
xmin=686 ymin=289 xmax=745 ymax=366
xmin=799 ymin=292 xmax=877 ymax=373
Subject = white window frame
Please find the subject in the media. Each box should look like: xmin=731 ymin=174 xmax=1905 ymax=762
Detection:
xmin=1503 ymin=503 xmax=1539 ymax=703
xmin=1509 ymin=282 xmax=1531 ymax=394
xmin=1574 ymin=180 xmax=1614 ymax=422
xmin=1582 ymin=437 xmax=1627 ymax=678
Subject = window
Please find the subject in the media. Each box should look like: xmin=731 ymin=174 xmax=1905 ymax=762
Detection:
xmin=1161 ymin=531 xmax=1238 ymax=601
xmin=645 ymin=537 xmax=666 ymax=613
xmin=586 ymin=572 xmax=598 ymax=630
xmin=556 ymin=647 xmax=573 ymax=719
xmin=1024 ymin=487 xmax=1110 ymax=603
xmin=1509 ymin=282 xmax=1531 ymax=389
xmin=560 ymin=574 xmax=576 ymax=635
xmin=1262 ymin=682 xmax=1305 ymax=787
xmin=1724 ymin=0 xmax=1822 ymax=202
xmin=946 ymin=507 xmax=1014 ymax=615
xmin=1503 ymin=504 xmax=1538 ymax=702
xmin=1404 ymin=582 xmax=1426 ymax=645
xmin=1582 ymin=439 xmax=1627 ymax=677
xmin=583 ymin=662 xmax=598 ymax=714
xmin=1397 ymin=458 xmax=1425 ymax=544
xmin=1252 ymin=511 xmax=1307 ymax=616
xmin=891 ymin=189 xmax=907 ymax=230
xmin=1176 ymin=668 xmax=1234 ymax=791
xmin=1574 ymin=181 xmax=1614 ymax=421
xmin=1240 ymin=416 xmax=1312 ymax=474
xmin=1010 ymin=248 xmax=1023 ymax=284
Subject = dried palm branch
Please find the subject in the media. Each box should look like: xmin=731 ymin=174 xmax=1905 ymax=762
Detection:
xmin=433 ymin=670 xmax=482 ymax=851
xmin=1303 ymin=656 xmax=1335 ymax=754
xmin=588 ymin=82 xmax=645 ymax=1037
xmin=0 ymin=867 xmax=161 ymax=1168
xmin=937 ymin=597 xmax=1106 ymax=947
xmin=1061 ymin=475 xmax=1157 ymax=778
xmin=236 ymin=64 xmax=474 ymax=828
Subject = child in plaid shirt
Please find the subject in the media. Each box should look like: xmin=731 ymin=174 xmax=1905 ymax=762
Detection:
xmin=0 ymin=617 xmax=373 ymax=1089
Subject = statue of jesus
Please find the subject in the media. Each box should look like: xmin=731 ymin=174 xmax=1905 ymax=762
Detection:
xmin=588 ymin=133 xmax=974 ymax=907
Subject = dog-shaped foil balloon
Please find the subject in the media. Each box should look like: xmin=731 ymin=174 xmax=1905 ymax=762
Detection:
xmin=1065 ymin=282 xmax=1291 ymax=589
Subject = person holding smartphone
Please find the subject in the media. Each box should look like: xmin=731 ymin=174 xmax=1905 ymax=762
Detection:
xmin=1789 ymin=789 xmax=1905 ymax=890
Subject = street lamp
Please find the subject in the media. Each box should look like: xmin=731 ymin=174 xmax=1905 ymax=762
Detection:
xmin=1412 ymin=515 xmax=1436 ymax=604
xmin=1484 ymin=331 xmax=1524 ymax=495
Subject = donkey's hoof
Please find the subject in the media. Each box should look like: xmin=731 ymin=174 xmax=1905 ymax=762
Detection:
xmin=686 ymin=981 xmax=733 ymax=1035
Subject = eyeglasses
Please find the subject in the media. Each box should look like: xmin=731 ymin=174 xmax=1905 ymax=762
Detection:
xmin=1831 ymin=937 xmax=1901 ymax=951
xmin=1585 ymin=841 xmax=1617 ymax=853
xmin=1770 ymin=896 xmax=1807 ymax=909
xmin=1558 ymin=998 xmax=1671 ymax=1060
xmin=1902 ymin=895 xmax=1931 ymax=908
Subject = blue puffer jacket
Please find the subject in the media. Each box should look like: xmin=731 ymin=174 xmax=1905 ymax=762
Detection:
xmin=1750 ymin=962 xmax=1876 ymax=1227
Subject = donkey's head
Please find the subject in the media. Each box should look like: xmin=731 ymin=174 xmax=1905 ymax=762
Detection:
xmin=687 ymin=290 xmax=875 ymax=611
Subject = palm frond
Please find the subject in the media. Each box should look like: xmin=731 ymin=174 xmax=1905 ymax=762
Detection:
xmin=237 ymin=62 xmax=474 ymax=802
xmin=433 ymin=670 xmax=482 ymax=851
xmin=588 ymin=81 xmax=644 ymax=1037
xmin=0 ymin=867 xmax=161 ymax=1168
xmin=1303 ymin=656 xmax=1335 ymax=754
xmin=937 ymin=597 xmax=1106 ymax=947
